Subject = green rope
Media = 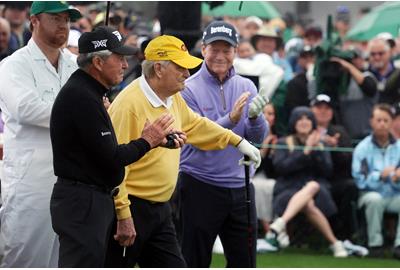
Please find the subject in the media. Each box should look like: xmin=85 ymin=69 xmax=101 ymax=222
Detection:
xmin=253 ymin=143 xmax=355 ymax=153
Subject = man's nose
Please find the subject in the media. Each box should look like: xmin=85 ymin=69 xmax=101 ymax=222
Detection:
xmin=122 ymin=57 xmax=128 ymax=69
xmin=183 ymin=68 xmax=190 ymax=78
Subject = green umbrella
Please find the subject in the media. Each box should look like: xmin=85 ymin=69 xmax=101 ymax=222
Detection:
xmin=202 ymin=1 xmax=280 ymax=19
xmin=346 ymin=1 xmax=400 ymax=41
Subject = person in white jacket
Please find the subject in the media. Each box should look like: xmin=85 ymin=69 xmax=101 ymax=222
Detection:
xmin=0 ymin=2 xmax=81 ymax=267
xmin=234 ymin=39 xmax=284 ymax=99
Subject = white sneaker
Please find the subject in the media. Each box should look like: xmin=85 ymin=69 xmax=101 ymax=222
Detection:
xmin=270 ymin=217 xmax=286 ymax=234
xmin=257 ymin=238 xmax=278 ymax=253
xmin=212 ymin=236 xmax=224 ymax=254
xmin=330 ymin=241 xmax=348 ymax=258
xmin=277 ymin=230 xmax=290 ymax=248
xmin=343 ymin=239 xmax=369 ymax=257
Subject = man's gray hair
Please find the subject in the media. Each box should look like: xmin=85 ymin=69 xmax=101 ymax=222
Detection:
xmin=77 ymin=50 xmax=113 ymax=69
xmin=367 ymin=37 xmax=391 ymax=53
xmin=142 ymin=60 xmax=170 ymax=78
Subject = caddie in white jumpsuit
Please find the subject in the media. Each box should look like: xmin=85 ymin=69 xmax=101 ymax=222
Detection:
xmin=0 ymin=2 xmax=81 ymax=267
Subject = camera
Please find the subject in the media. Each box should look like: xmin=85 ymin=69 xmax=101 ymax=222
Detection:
xmin=164 ymin=133 xmax=178 ymax=149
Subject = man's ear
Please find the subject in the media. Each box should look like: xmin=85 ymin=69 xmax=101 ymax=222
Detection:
xmin=201 ymin=45 xmax=207 ymax=58
xmin=92 ymin=56 xmax=103 ymax=71
xmin=153 ymin=62 xmax=163 ymax=78
xmin=30 ymin=15 xmax=39 ymax=29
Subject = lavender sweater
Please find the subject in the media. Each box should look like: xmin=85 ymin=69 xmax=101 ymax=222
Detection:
xmin=180 ymin=63 xmax=268 ymax=188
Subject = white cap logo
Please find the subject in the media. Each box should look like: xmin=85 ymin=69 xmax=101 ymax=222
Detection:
xmin=92 ymin=39 xmax=108 ymax=49
xmin=112 ymin=30 xmax=122 ymax=41
xmin=210 ymin=25 xmax=232 ymax=36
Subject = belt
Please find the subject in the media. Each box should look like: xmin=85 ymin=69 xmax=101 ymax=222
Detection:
xmin=57 ymin=178 xmax=119 ymax=197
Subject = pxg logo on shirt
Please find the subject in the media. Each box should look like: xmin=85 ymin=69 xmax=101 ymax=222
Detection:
xmin=92 ymin=39 xmax=108 ymax=49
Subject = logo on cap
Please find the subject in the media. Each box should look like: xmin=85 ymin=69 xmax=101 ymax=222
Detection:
xmin=112 ymin=31 xmax=122 ymax=41
xmin=157 ymin=51 xmax=168 ymax=57
xmin=92 ymin=39 xmax=108 ymax=49
xmin=210 ymin=25 xmax=233 ymax=37
xmin=181 ymin=44 xmax=187 ymax=51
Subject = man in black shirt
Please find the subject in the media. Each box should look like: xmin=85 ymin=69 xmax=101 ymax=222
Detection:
xmin=49 ymin=26 xmax=185 ymax=267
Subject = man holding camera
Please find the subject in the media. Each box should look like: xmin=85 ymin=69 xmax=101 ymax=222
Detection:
xmin=105 ymin=34 xmax=261 ymax=267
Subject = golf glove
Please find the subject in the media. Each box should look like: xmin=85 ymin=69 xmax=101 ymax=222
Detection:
xmin=237 ymin=139 xmax=261 ymax=169
xmin=248 ymin=88 xmax=269 ymax=118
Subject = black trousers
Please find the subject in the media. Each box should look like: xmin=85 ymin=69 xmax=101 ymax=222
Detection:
xmin=105 ymin=195 xmax=186 ymax=267
xmin=329 ymin=178 xmax=359 ymax=240
xmin=50 ymin=179 xmax=115 ymax=267
xmin=178 ymin=172 xmax=257 ymax=268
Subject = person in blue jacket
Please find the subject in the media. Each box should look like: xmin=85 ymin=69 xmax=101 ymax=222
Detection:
xmin=352 ymin=103 xmax=400 ymax=259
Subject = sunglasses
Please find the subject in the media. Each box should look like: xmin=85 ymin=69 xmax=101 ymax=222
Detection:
xmin=370 ymin=51 xmax=386 ymax=57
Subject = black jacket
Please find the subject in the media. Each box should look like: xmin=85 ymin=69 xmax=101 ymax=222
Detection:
xmin=50 ymin=69 xmax=150 ymax=189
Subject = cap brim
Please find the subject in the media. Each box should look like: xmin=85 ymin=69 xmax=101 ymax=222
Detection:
xmin=311 ymin=101 xmax=331 ymax=107
xmin=172 ymin=55 xmax=203 ymax=69
xmin=203 ymin=36 xmax=237 ymax=47
xmin=111 ymin=45 xmax=138 ymax=56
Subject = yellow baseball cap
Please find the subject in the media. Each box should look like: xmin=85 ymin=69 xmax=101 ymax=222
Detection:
xmin=145 ymin=35 xmax=203 ymax=69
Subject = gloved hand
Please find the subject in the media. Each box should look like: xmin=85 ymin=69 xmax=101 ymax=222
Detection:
xmin=237 ymin=139 xmax=261 ymax=169
xmin=248 ymin=87 xmax=269 ymax=119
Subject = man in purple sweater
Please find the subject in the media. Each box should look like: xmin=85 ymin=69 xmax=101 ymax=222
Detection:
xmin=178 ymin=21 xmax=269 ymax=267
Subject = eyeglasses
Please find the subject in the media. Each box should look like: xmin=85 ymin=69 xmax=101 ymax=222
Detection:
xmin=370 ymin=51 xmax=386 ymax=57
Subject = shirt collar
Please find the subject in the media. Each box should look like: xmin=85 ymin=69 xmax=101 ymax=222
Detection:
xmin=139 ymin=75 xmax=173 ymax=109
xmin=201 ymin=61 xmax=235 ymax=84
xmin=371 ymin=133 xmax=397 ymax=148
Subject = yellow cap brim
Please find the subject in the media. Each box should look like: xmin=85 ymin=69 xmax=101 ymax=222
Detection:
xmin=172 ymin=55 xmax=203 ymax=69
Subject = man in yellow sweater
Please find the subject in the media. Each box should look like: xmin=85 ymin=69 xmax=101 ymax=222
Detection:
xmin=105 ymin=35 xmax=261 ymax=267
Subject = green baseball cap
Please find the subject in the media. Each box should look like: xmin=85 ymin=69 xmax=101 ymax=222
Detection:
xmin=30 ymin=1 xmax=82 ymax=22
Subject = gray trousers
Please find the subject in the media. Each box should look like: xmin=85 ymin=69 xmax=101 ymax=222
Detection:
xmin=358 ymin=191 xmax=400 ymax=247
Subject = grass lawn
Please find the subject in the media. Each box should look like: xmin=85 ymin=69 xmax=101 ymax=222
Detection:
xmin=211 ymin=247 xmax=400 ymax=268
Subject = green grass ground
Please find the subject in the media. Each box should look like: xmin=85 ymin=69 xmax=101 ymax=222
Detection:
xmin=211 ymin=247 xmax=400 ymax=268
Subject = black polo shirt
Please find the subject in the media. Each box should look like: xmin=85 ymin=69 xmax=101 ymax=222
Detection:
xmin=50 ymin=69 xmax=150 ymax=189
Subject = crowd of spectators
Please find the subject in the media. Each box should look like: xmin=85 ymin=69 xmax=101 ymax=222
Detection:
xmin=0 ymin=1 xmax=399 ymax=261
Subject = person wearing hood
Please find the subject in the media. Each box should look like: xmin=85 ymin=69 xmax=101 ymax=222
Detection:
xmin=265 ymin=106 xmax=348 ymax=258
xmin=178 ymin=21 xmax=268 ymax=267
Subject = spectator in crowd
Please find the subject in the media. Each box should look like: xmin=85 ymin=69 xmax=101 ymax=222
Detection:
xmin=266 ymin=106 xmax=348 ymax=257
xmin=330 ymin=49 xmax=377 ymax=141
xmin=234 ymin=39 xmax=284 ymax=99
xmin=259 ymin=103 xmax=279 ymax=179
xmin=352 ymin=104 xmax=400 ymax=259
xmin=334 ymin=6 xmax=351 ymax=39
xmin=285 ymin=46 xmax=315 ymax=116
xmin=304 ymin=26 xmax=323 ymax=49
xmin=251 ymin=25 xmax=279 ymax=57
xmin=242 ymin=16 xmax=263 ymax=39
xmin=178 ymin=20 xmax=268 ymax=267
xmin=0 ymin=17 xmax=12 ymax=61
xmin=391 ymin=102 xmax=400 ymax=139
xmin=363 ymin=37 xmax=400 ymax=105
xmin=376 ymin=32 xmax=398 ymax=60
xmin=253 ymin=103 xmax=279 ymax=249
xmin=2 ymin=2 xmax=31 ymax=53
xmin=310 ymin=94 xmax=358 ymax=240
xmin=0 ymin=1 xmax=82 ymax=267
xmin=49 ymin=26 xmax=179 ymax=267
xmin=105 ymin=34 xmax=261 ymax=267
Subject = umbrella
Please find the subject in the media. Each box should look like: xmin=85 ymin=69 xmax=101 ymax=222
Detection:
xmin=202 ymin=1 xmax=280 ymax=19
xmin=346 ymin=1 xmax=400 ymax=41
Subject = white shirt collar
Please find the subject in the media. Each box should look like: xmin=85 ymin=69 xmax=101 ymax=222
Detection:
xmin=139 ymin=75 xmax=173 ymax=109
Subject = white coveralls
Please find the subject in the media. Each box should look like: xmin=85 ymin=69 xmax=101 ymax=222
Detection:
xmin=0 ymin=39 xmax=77 ymax=267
